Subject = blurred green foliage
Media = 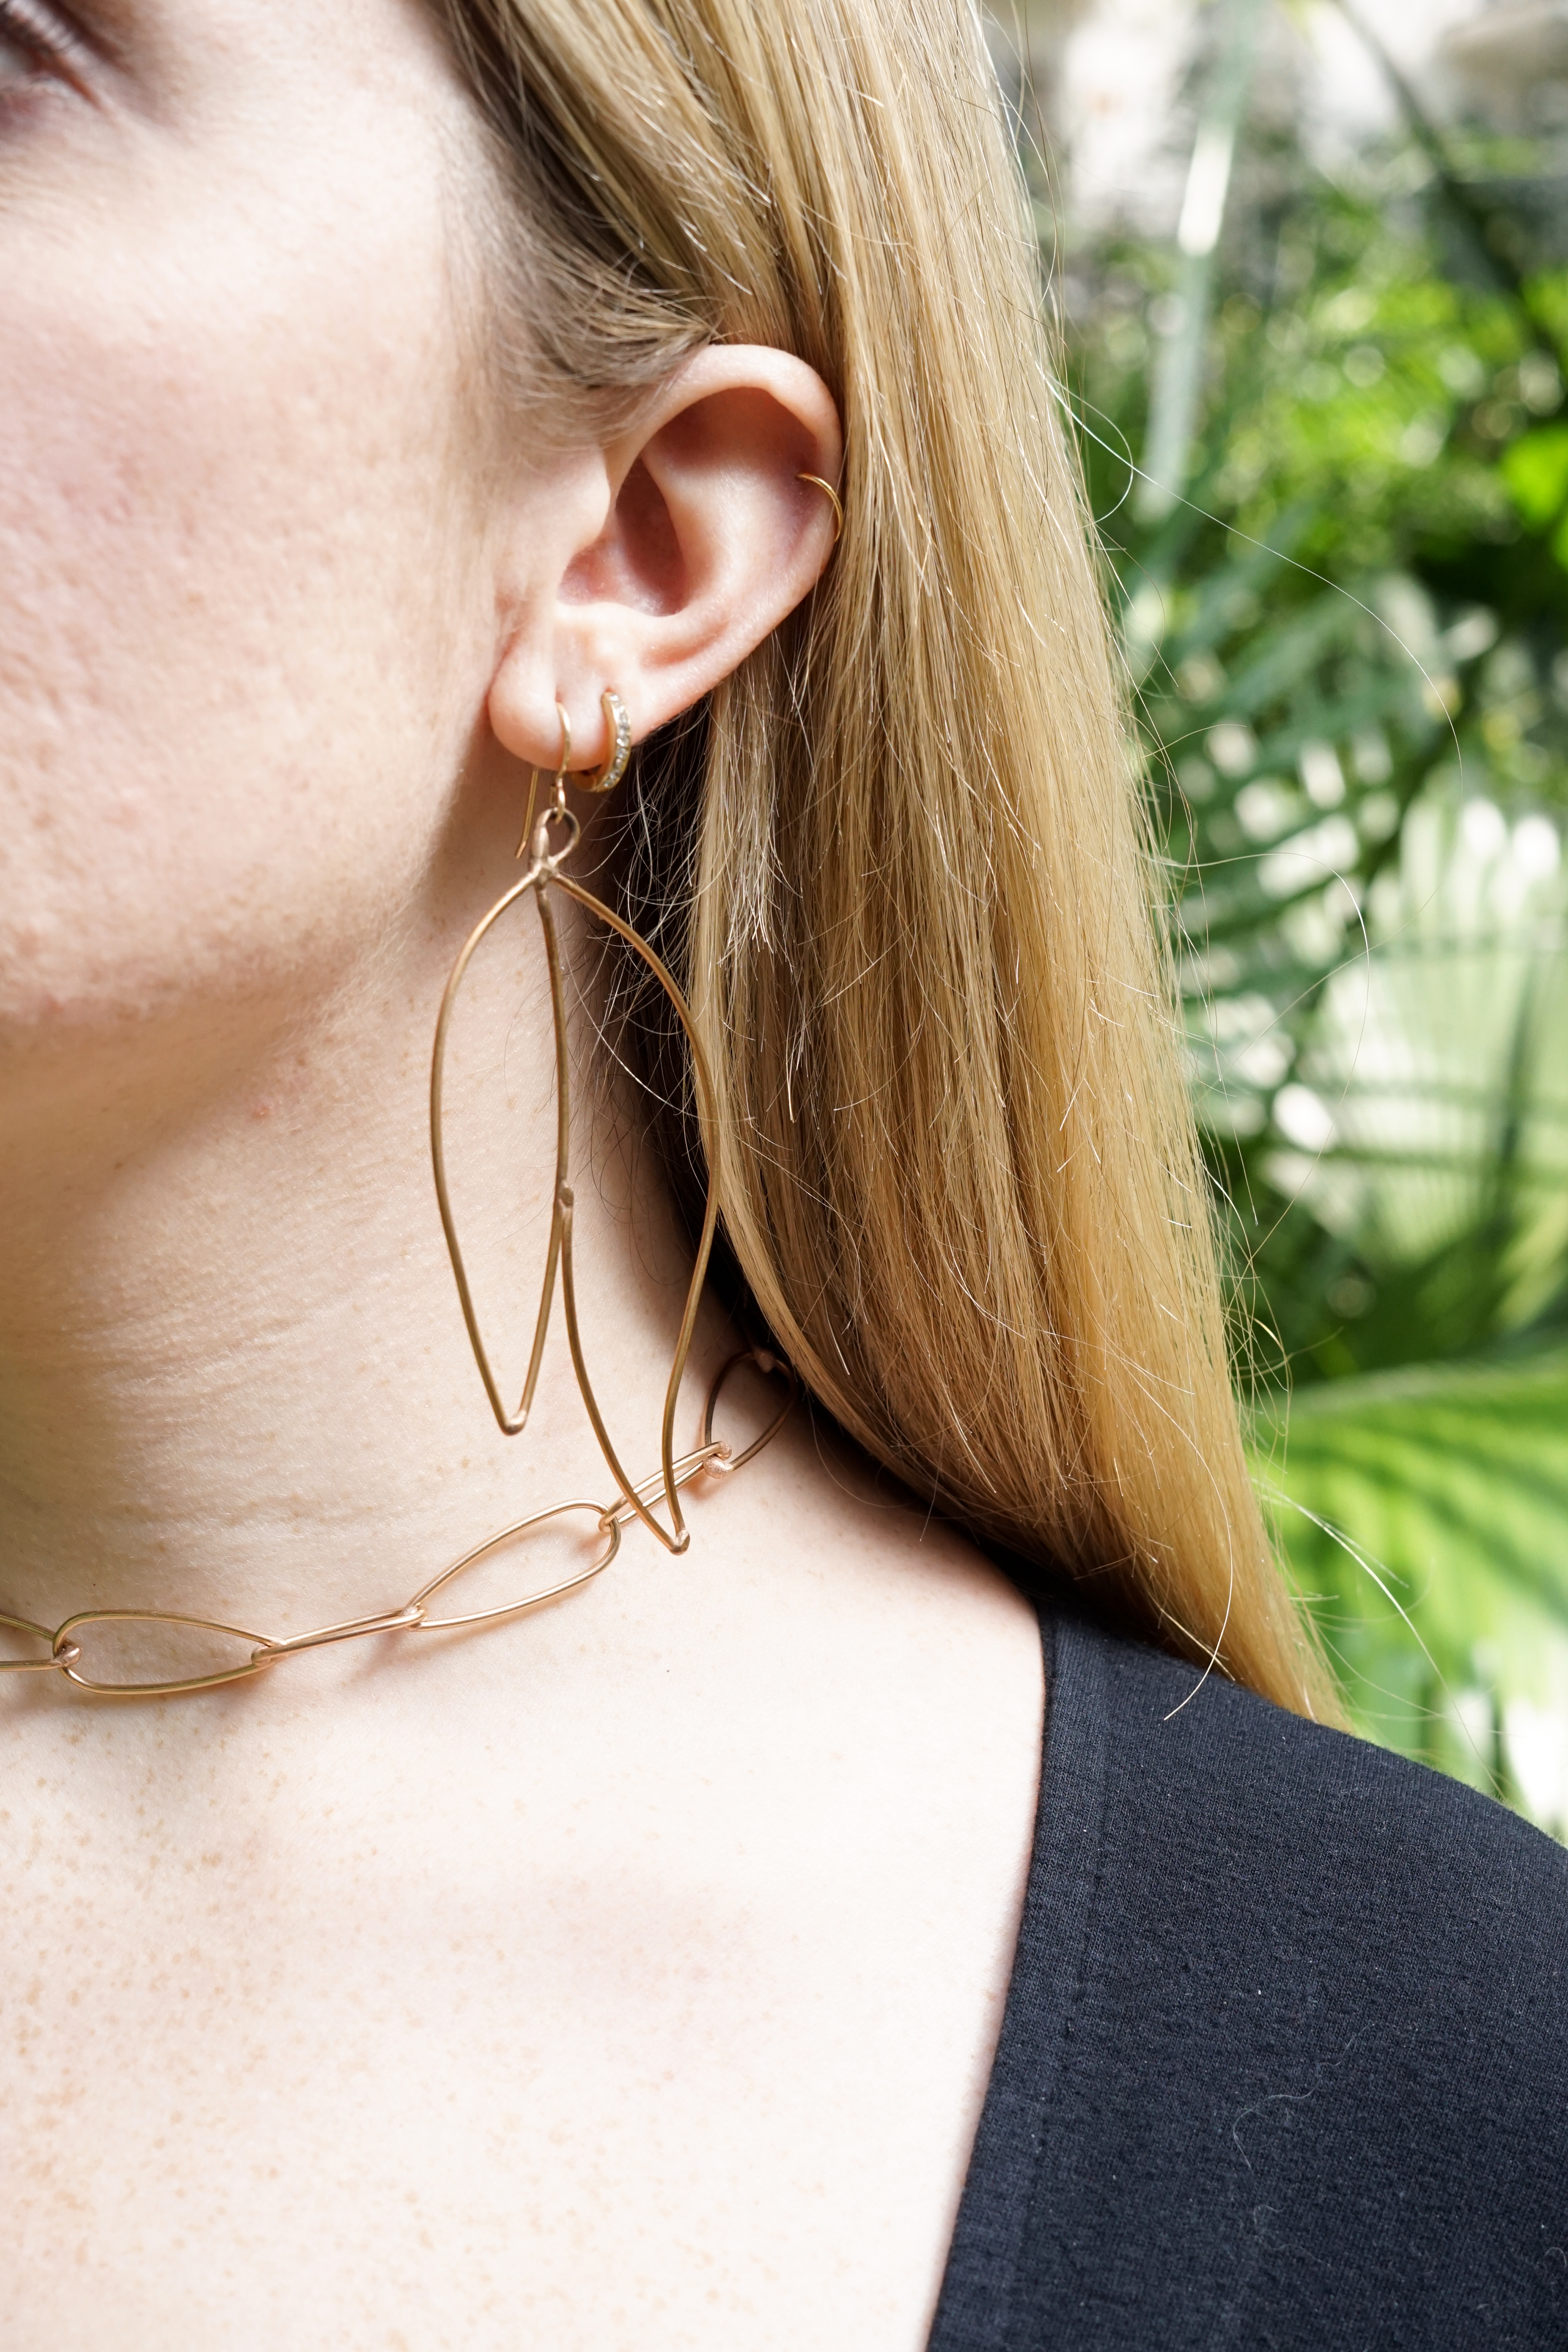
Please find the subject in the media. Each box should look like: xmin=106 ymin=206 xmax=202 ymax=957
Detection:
xmin=1061 ymin=97 xmax=1568 ymax=1823
xmin=1253 ymin=1346 xmax=1568 ymax=1815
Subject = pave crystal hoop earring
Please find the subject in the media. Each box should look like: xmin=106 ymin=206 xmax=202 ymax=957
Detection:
xmin=430 ymin=693 xmax=720 ymax=1555
xmin=583 ymin=688 xmax=633 ymax=793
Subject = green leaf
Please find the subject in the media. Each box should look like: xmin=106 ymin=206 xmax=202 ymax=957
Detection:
xmin=1251 ymin=1346 xmax=1568 ymax=1830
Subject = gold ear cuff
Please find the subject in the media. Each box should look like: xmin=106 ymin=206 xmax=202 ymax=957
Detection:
xmin=797 ymin=471 xmax=845 ymax=543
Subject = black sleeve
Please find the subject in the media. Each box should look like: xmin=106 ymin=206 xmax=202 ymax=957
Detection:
xmin=929 ymin=1614 xmax=1568 ymax=2352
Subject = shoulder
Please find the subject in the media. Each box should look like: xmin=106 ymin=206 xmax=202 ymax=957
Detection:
xmin=1064 ymin=1612 xmax=1567 ymax=1993
xmin=934 ymin=1613 xmax=1568 ymax=2352
xmin=1068 ymin=1606 xmax=1565 ymax=1896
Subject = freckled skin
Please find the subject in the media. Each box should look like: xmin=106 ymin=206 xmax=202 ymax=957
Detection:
xmin=0 ymin=5 xmax=1044 ymax=2347
xmin=0 ymin=0 xmax=490 ymax=1066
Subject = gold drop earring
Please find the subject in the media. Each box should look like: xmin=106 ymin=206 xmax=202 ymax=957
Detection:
xmin=429 ymin=688 xmax=719 ymax=1555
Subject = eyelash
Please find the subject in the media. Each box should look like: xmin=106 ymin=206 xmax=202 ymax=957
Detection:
xmin=0 ymin=0 xmax=85 ymax=84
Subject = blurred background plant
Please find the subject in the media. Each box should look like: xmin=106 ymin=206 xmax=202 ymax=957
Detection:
xmin=1000 ymin=0 xmax=1568 ymax=1827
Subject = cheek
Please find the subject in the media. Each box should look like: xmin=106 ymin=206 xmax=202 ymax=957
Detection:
xmin=0 ymin=126 xmax=487 ymax=1033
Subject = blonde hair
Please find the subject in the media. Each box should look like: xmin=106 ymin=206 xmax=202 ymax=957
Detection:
xmin=436 ymin=0 xmax=1336 ymax=1717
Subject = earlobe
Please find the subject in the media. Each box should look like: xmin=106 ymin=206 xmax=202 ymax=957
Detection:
xmin=487 ymin=346 xmax=841 ymax=784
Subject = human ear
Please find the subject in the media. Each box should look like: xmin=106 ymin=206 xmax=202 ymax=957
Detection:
xmin=487 ymin=347 xmax=842 ymax=776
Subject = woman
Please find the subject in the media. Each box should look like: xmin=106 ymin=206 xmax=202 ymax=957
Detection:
xmin=1 ymin=0 xmax=1562 ymax=2343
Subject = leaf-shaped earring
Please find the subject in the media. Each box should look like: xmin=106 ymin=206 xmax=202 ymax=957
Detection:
xmin=429 ymin=691 xmax=718 ymax=1556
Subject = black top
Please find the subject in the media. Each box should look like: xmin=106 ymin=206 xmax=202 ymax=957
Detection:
xmin=929 ymin=1613 xmax=1568 ymax=2350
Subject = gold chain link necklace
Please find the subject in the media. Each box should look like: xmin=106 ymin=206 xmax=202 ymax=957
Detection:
xmin=0 ymin=704 xmax=794 ymax=1698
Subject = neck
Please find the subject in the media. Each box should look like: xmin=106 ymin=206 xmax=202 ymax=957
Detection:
xmin=0 ymin=821 xmax=726 ymax=1664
